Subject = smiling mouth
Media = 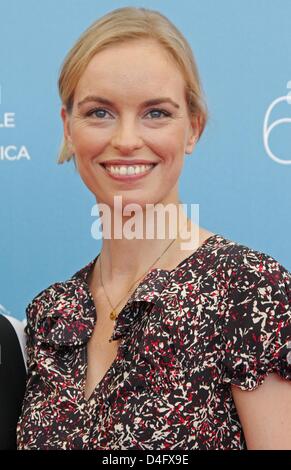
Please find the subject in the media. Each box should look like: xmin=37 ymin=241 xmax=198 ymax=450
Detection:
xmin=99 ymin=162 xmax=158 ymax=179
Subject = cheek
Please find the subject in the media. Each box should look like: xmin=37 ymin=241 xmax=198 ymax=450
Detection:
xmin=71 ymin=125 xmax=107 ymax=157
xmin=148 ymin=127 xmax=186 ymax=165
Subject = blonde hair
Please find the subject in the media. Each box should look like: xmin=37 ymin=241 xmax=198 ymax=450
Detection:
xmin=57 ymin=6 xmax=209 ymax=164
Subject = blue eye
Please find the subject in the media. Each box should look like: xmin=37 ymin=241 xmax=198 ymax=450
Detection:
xmin=85 ymin=108 xmax=112 ymax=119
xmin=146 ymin=108 xmax=172 ymax=119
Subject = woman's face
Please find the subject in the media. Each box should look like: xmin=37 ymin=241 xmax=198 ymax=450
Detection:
xmin=61 ymin=39 xmax=198 ymax=208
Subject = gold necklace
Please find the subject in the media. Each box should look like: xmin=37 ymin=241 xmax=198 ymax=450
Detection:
xmin=99 ymin=235 xmax=178 ymax=320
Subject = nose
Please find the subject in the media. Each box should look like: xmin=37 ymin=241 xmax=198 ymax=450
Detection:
xmin=110 ymin=117 xmax=143 ymax=154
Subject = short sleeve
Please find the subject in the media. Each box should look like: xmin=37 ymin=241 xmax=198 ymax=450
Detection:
xmin=221 ymin=248 xmax=291 ymax=391
xmin=21 ymin=285 xmax=57 ymax=382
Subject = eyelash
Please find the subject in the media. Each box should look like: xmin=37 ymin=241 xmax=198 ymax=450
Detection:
xmin=84 ymin=107 xmax=172 ymax=120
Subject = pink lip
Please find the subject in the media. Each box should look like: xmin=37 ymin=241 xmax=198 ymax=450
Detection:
xmin=99 ymin=162 xmax=157 ymax=182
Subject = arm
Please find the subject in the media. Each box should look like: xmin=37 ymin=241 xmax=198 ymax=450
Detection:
xmin=232 ymin=372 xmax=291 ymax=450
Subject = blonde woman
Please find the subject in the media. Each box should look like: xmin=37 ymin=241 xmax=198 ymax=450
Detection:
xmin=17 ymin=7 xmax=291 ymax=450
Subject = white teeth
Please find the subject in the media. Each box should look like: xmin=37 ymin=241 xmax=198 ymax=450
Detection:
xmin=103 ymin=164 xmax=155 ymax=176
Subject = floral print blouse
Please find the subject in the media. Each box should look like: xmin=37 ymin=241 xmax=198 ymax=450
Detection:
xmin=16 ymin=234 xmax=291 ymax=450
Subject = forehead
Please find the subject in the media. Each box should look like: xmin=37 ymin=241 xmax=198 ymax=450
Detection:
xmin=74 ymin=39 xmax=186 ymax=101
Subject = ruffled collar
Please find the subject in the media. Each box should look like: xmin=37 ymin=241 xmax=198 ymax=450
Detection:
xmin=34 ymin=256 xmax=173 ymax=348
xmin=34 ymin=234 xmax=222 ymax=348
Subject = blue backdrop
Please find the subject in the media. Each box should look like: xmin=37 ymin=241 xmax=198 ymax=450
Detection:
xmin=1 ymin=0 xmax=290 ymax=320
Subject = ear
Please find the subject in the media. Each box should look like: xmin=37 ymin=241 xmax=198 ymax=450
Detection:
xmin=185 ymin=114 xmax=200 ymax=155
xmin=60 ymin=105 xmax=75 ymax=155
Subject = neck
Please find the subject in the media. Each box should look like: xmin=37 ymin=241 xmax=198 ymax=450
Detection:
xmin=95 ymin=201 xmax=199 ymax=284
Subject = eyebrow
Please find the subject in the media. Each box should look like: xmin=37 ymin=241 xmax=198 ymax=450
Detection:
xmin=77 ymin=95 xmax=180 ymax=109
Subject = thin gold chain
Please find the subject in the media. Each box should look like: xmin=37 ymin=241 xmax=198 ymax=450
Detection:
xmin=99 ymin=235 xmax=177 ymax=320
xmin=99 ymin=209 xmax=189 ymax=321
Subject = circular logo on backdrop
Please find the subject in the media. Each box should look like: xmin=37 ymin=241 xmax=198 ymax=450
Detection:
xmin=263 ymin=81 xmax=291 ymax=165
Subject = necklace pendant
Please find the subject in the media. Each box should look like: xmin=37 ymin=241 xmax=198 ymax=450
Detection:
xmin=110 ymin=309 xmax=117 ymax=321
